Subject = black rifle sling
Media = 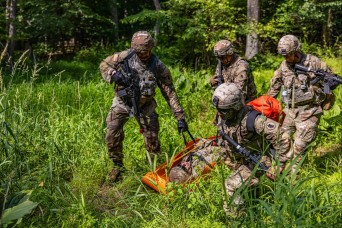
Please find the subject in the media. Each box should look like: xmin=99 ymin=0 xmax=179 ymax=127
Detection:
xmin=218 ymin=60 xmax=223 ymax=85
xmin=246 ymin=109 xmax=261 ymax=132
xmin=120 ymin=50 xmax=146 ymax=131
xmin=147 ymin=54 xmax=158 ymax=77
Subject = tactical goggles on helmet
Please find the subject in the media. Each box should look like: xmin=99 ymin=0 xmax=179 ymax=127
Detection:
xmin=212 ymin=97 xmax=241 ymax=111
xmin=279 ymin=49 xmax=296 ymax=57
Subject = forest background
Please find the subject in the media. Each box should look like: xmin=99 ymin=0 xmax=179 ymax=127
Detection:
xmin=0 ymin=0 xmax=341 ymax=227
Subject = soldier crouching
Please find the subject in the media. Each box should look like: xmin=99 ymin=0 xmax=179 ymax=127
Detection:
xmin=212 ymin=83 xmax=280 ymax=215
xmin=168 ymin=138 xmax=227 ymax=184
xmin=168 ymin=83 xmax=282 ymax=216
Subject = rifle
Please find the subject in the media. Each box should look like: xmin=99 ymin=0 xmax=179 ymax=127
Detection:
xmin=212 ymin=60 xmax=224 ymax=126
xmin=114 ymin=52 xmax=144 ymax=130
xmin=217 ymin=60 xmax=224 ymax=86
xmin=218 ymin=130 xmax=269 ymax=171
xmin=294 ymin=64 xmax=342 ymax=94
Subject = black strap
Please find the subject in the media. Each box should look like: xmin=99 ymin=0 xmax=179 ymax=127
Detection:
xmin=180 ymin=151 xmax=213 ymax=174
xmin=181 ymin=130 xmax=195 ymax=146
xmin=191 ymin=153 xmax=214 ymax=169
xmin=246 ymin=109 xmax=261 ymax=132
xmin=147 ymin=54 xmax=158 ymax=76
xmin=123 ymin=49 xmax=136 ymax=61
xmin=218 ymin=60 xmax=222 ymax=81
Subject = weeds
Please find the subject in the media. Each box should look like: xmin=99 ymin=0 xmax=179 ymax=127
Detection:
xmin=0 ymin=54 xmax=341 ymax=227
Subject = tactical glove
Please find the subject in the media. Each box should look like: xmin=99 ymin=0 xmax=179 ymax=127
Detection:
xmin=177 ymin=119 xmax=188 ymax=133
xmin=111 ymin=71 xmax=126 ymax=86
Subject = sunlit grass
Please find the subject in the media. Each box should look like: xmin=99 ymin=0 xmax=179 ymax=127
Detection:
xmin=0 ymin=54 xmax=341 ymax=227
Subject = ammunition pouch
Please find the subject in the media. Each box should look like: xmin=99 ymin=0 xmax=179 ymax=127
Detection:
xmin=282 ymin=88 xmax=315 ymax=108
xmin=139 ymin=71 xmax=157 ymax=96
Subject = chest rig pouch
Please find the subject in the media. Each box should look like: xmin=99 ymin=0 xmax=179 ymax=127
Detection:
xmin=139 ymin=71 xmax=157 ymax=96
xmin=281 ymin=73 xmax=315 ymax=107
xmin=137 ymin=55 xmax=158 ymax=99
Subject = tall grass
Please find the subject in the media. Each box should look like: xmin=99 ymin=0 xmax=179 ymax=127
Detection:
xmin=0 ymin=53 xmax=341 ymax=227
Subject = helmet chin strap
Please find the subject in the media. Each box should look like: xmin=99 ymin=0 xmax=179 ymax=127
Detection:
xmin=294 ymin=52 xmax=302 ymax=62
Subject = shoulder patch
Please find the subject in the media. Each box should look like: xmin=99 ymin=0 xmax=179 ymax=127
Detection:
xmin=266 ymin=122 xmax=276 ymax=130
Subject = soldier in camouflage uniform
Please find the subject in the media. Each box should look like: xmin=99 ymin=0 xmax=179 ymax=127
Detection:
xmin=212 ymin=83 xmax=280 ymax=207
xmin=169 ymin=138 xmax=227 ymax=184
xmin=99 ymin=31 xmax=188 ymax=181
xmin=210 ymin=40 xmax=257 ymax=103
xmin=267 ymin=35 xmax=336 ymax=173
xmin=169 ymin=83 xmax=280 ymax=209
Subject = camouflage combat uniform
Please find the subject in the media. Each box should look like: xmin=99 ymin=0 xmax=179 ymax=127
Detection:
xmin=213 ymin=55 xmax=257 ymax=102
xmin=99 ymin=49 xmax=185 ymax=167
xmin=217 ymin=106 xmax=279 ymax=204
xmin=169 ymin=138 xmax=227 ymax=184
xmin=209 ymin=83 xmax=280 ymax=209
xmin=210 ymin=40 xmax=257 ymax=103
xmin=267 ymin=37 xmax=333 ymax=170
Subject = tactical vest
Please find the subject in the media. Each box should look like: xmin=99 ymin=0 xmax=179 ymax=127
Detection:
xmin=279 ymin=60 xmax=318 ymax=108
xmin=129 ymin=56 xmax=157 ymax=93
xmin=219 ymin=56 xmax=257 ymax=102
xmin=120 ymin=51 xmax=158 ymax=105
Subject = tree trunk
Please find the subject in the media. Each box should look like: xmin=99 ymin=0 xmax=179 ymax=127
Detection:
xmin=245 ymin=0 xmax=259 ymax=60
xmin=152 ymin=0 xmax=161 ymax=39
xmin=8 ymin=0 xmax=17 ymax=66
xmin=323 ymin=7 xmax=332 ymax=47
xmin=109 ymin=0 xmax=119 ymax=42
xmin=1 ymin=0 xmax=11 ymax=65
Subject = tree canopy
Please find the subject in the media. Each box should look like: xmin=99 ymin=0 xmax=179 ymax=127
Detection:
xmin=1 ymin=0 xmax=341 ymax=65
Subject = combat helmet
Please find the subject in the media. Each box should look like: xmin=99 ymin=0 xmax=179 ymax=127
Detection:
xmin=169 ymin=166 xmax=190 ymax=184
xmin=212 ymin=83 xmax=243 ymax=111
xmin=131 ymin=31 xmax=155 ymax=52
xmin=277 ymin=35 xmax=301 ymax=56
xmin=214 ymin=40 xmax=234 ymax=57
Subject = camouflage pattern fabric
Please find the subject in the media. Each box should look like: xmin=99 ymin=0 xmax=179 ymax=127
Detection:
xmin=169 ymin=138 xmax=227 ymax=184
xmin=105 ymin=96 xmax=160 ymax=165
xmin=100 ymin=49 xmax=185 ymax=166
xmin=210 ymin=55 xmax=257 ymax=103
xmin=277 ymin=35 xmax=301 ymax=56
xmin=131 ymin=31 xmax=154 ymax=51
xmin=267 ymin=54 xmax=332 ymax=169
xmin=218 ymin=107 xmax=280 ymax=151
xmin=213 ymin=40 xmax=234 ymax=57
xmin=224 ymin=165 xmax=259 ymax=205
xmin=217 ymin=106 xmax=280 ymax=205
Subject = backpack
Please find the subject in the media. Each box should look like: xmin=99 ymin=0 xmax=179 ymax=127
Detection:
xmin=246 ymin=95 xmax=285 ymax=132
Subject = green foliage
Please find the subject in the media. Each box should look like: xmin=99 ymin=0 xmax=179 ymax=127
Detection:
xmin=1 ymin=0 xmax=341 ymax=67
xmin=0 ymin=54 xmax=341 ymax=227
xmin=258 ymin=0 xmax=342 ymax=54
xmin=113 ymin=0 xmax=245 ymax=67
xmin=0 ymin=191 xmax=38 ymax=226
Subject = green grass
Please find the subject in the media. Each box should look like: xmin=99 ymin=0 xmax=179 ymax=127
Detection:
xmin=0 ymin=54 xmax=341 ymax=227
